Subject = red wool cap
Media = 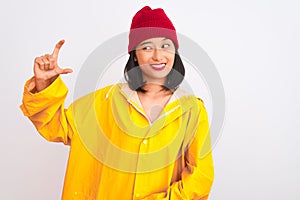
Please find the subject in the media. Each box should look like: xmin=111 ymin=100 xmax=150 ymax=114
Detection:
xmin=128 ymin=6 xmax=179 ymax=53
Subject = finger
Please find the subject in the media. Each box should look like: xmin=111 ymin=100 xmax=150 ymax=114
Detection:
xmin=35 ymin=57 xmax=45 ymax=70
xmin=51 ymin=39 xmax=65 ymax=58
xmin=49 ymin=56 xmax=56 ymax=70
xmin=34 ymin=57 xmax=40 ymax=68
xmin=44 ymin=54 xmax=54 ymax=70
xmin=42 ymin=56 xmax=50 ymax=70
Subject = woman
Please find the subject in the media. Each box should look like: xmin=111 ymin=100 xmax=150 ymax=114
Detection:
xmin=20 ymin=6 xmax=214 ymax=200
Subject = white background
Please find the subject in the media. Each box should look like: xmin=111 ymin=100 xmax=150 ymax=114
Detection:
xmin=1 ymin=0 xmax=299 ymax=199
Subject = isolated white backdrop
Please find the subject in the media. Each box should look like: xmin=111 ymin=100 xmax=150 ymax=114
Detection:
xmin=0 ymin=0 xmax=299 ymax=199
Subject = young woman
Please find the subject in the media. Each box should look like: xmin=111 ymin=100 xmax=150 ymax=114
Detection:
xmin=20 ymin=6 xmax=214 ymax=200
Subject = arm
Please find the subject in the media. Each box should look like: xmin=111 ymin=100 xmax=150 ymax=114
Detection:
xmin=20 ymin=40 xmax=74 ymax=145
xmin=142 ymin=99 xmax=214 ymax=200
xmin=20 ymin=76 xmax=75 ymax=145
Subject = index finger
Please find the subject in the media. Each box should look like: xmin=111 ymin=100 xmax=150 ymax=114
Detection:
xmin=51 ymin=39 xmax=65 ymax=58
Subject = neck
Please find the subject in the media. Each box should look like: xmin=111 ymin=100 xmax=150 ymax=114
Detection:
xmin=139 ymin=83 xmax=173 ymax=97
xmin=141 ymin=83 xmax=164 ymax=93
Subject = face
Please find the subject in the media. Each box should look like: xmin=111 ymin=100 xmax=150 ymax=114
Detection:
xmin=135 ymin=37 xmax=176 ymax=85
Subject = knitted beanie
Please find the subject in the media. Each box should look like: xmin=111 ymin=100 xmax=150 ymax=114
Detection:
xmin=128 ymin=6 xmax=179 ymax=53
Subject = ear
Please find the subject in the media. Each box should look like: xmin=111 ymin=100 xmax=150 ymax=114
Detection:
xmin=134 ymin=57 xmax=137 ymax=62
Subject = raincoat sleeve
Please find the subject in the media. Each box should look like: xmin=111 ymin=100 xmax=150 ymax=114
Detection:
xmin=20 ymin=76 xmax=75 ymax=145
xmin=142 ymin=99 xmax=214 ymax=200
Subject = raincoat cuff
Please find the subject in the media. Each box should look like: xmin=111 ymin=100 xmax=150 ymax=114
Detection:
xmin=22 ymin=76 xmax=64 ymax=96
xmin=20 ymin=76 xmax=68 ymax=116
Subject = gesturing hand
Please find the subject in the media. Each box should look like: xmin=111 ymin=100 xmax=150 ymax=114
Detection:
xmin=33 ymin=39 xmax=73 ymax=92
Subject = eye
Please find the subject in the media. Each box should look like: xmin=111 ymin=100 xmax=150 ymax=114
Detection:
xmin=142 ymin=46 xmax=152 ymax=51
xmin=162 ymin=44 xmax=170 ymax=49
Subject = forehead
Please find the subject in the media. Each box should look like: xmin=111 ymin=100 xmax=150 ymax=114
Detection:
xmin=137 ymin=37 xmax=173 ymax=45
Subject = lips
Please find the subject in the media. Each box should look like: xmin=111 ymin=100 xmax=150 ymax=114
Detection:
xmin=150 ymin=63 xmax=166 ymax=71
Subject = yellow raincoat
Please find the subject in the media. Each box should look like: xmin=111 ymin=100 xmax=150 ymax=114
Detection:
xmin=20 ymin=76 xmax=214 ymax=200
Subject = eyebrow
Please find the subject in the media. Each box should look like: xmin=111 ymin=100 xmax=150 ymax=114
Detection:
xmin=138 ymin=38 xmax=170 ymax=46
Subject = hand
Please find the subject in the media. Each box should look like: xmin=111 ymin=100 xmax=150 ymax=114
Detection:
xmin=33 ymin=39 xmax=73 ymax=92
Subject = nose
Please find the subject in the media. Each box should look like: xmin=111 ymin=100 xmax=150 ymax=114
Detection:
xmin=152 ymin=48 xmax=163 ymax=61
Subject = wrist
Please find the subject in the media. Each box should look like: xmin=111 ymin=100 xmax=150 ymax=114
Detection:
xmin=35 ymin=75 xmax=58 ymax=92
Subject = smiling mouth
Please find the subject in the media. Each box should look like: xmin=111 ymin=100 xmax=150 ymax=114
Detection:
xmin=150 ymin=63 xmax=166 ymax=71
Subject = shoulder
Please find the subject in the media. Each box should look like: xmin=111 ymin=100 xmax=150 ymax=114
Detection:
xmin=173 ymin=87 xmax=206 ymax=110
xmin=73 ymin=84 xmax=124 ymax=106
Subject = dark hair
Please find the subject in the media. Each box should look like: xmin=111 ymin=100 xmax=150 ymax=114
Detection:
xmin=124 ymin=50 xmax=185 ymax=93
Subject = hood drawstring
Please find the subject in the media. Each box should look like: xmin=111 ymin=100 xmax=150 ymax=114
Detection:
xmin=105 ymin=85 xmax=115 ymax=99
xmin=156 ymin=105 xmax=181 ymax=121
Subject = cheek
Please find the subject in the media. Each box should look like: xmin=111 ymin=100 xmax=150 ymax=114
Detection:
xmin=167 ymin=55 xmax=175 ymax=67
xmin=136 ymin=54 xmax=149 ymax=66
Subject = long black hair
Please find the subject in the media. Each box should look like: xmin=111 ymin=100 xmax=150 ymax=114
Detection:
xmin=124 ymin=50 xmax=185 ymax=93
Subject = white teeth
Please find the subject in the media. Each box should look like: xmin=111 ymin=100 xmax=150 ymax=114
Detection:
xmin=151 ymin=64 xmax=165 ymax=68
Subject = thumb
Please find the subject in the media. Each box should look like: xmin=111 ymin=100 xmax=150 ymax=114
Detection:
xmin=57 ymin=68 xmax=73 ymax=75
